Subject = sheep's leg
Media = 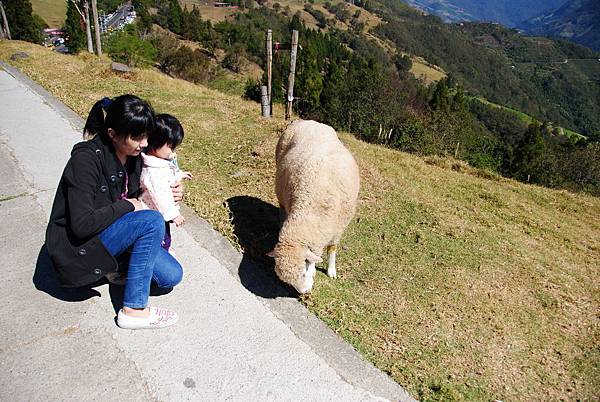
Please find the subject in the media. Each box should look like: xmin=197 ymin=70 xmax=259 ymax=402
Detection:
xmin=327 ymin=245 xmax=337 ymax=278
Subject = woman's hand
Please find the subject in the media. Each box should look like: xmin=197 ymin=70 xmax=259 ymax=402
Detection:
xmin=171 ymin=181 xmax=184 ymax=203
xmin=127 ymin=198 xmax=144 ymax=211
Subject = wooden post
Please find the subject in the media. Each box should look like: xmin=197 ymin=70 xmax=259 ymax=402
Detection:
xmin=84 ymin=0 xmax=94 ymax=53
xmin=91 ymin=0 xmax=102 ymax=56
xmin=285 ymin=30 xmax=299 ymax=120
xmin=260 ymin=86 xmax=270 ymax=118
xmin=265 ymin=30 xmax=272 ymax=116
xmin=0 ymin=0 xmax=11 ymax=40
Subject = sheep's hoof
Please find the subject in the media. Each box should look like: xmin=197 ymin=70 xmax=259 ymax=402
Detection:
xmin=327 ymin=267 xmax=337 ymax=279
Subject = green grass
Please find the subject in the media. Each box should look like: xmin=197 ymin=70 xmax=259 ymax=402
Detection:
xmin=2 ymin=40 xmax=599 ymax=401
xmin=472 ymin=96 xmax=588 ymax=141
xmin=31 ymin=0 xmax=67 ymax=28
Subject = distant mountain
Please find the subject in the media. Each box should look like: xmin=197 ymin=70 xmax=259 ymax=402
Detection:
xmin=519 ymin=0 xmax=600 ymax=51
xmin=401 ymin=0 xmax=568 ymax=27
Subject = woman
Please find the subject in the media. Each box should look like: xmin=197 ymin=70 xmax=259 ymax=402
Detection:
xmin=46 ymin=94 xmax=183 ymax=330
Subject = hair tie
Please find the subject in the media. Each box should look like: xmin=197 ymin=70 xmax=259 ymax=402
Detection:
xmin=100 ymin=97 xmax=113 ymax=111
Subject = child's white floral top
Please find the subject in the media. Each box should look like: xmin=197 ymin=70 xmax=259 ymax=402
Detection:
xmin=139 ymin=152 xmax=184 ymax=222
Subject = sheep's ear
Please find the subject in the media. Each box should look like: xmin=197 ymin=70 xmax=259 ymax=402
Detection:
xmin=305 ymin=249 xmax=323 ymax=264
xmin=266 ymin=249 xmax=277 ymax=258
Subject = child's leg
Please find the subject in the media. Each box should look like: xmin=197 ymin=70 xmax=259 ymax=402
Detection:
xmin=161 ymin=221 xmax=172 ymax=251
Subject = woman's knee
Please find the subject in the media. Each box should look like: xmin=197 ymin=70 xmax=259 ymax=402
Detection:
xmin=153 ymin=251 xmax=183 ymax=288
xmin=136 ymin=210 xmax=165 ymax=236
xmin=154 ymin=267 xmax=183 ymax=288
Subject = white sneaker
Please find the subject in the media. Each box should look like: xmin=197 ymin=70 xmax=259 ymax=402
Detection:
xmin=117 ymin=306 xmax=179 ymax=330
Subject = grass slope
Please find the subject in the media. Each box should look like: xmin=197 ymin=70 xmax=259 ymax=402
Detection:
xmin=31 ymin=0 xmax=67 ymax=28
xmin=1 ymin=41 xmax=598 ymax=401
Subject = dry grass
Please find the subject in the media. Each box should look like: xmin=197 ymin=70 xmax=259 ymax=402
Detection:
xmin=31 ymin=0 xmax=67 ymax=28
xmin=410 ymin=58 xmax=446 ymax=84
xmin=2 ymin=40 xmax=599 ymax=401
xmin=180 ymin=0 xmax=241 ymax=22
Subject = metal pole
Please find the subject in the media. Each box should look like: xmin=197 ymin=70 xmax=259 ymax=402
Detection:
xmin=91 ymin=0 xmax=102 ymax=56
xmin=285 ymin=30 xmax=299 ymax=120
xmin=266 ymin=29 xmax=272 ymax=116
xmin=0 ymin=0 xmax=11 ymax=40
xmin=260 ymin=86 xmax=270 ymax=118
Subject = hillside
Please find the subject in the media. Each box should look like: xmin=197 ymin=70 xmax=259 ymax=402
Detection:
xmin=401 ymin=0 xmax=568 ymax=27
xmin=519 ymin=0 xmax=600 ymax=52
xmin=30 ymin=0 xmax=66 ymax=28
xmin=370 ymin=2 xmax=600 ymax=137
xmin=2 ymin=40 xmax=598 ymax=401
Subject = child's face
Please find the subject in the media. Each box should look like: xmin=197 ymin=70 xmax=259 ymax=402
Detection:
xmin=149 ymin=143 xmax=174 ymax=160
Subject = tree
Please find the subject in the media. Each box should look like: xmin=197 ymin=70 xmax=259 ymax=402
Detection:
xmin=105 ymin=25 xmax=156 ymax=67
xmin=429 ymin=78 xmax=450 ymax=112
xmin=295 ymin=42 xmax=323 ymax=114
xmin=64 ymin=0 xmax=85 ymax=53
xmin=2 ymin=0 xmax=43 ymax=43
xmin=512 ymin=122 xmax=546 ymax=182
xmin=167 ymin=0 xmax=183 ymax=34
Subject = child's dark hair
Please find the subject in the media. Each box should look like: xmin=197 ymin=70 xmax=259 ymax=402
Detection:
xmin=83 ymin=95 xmax=155 ymax=141
xmin=147 ymin=114 xmax=185 ymax=151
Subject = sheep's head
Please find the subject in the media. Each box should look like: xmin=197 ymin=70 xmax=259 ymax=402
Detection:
xmin=267 ymin=243 xmax=322 ymax=294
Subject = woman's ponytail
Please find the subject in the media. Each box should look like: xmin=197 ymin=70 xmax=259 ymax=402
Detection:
xmin=83 ymin=97 xmax=113 ymax=139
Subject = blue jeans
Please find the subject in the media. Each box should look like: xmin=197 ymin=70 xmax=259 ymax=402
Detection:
xmin=99 ymin=210 xmax=183 ymax=309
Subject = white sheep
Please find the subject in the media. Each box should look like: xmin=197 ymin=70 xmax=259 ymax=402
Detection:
xmin=268 ymin=120 xmax=360 ymax=294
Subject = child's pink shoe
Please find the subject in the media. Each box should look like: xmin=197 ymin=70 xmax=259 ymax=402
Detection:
xmin=117 ymin=306 xmax=179 ymax=330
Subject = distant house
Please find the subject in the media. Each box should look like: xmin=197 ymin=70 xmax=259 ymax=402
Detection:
xmin=43 ymin=28 xmax=65 ymax=36
xmin=213 ymin=2 xmax=238 ymax=7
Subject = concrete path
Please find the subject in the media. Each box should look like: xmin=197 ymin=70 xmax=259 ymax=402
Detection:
xmin=0 ymin=63 xmax=414 ymax=402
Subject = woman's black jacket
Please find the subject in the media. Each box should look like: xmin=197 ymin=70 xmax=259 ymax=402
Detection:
xmin=45 ymin=134 xmax=142 ymax=287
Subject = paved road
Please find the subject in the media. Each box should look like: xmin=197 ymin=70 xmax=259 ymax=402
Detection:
xmin=0 ymin=63 xmax=414 ymax=401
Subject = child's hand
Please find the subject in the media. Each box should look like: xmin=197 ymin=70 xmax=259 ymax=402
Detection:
xmin=173 ymin=215 xmax=185 ymax=227
xmin=181 ymin=171 xmax=193 ymax=180
xmin=127 ymin=198 xmax=144 ymax=211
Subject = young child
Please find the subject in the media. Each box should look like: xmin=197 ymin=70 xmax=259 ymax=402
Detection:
xmin=139 ymin=114 xmax=193 ymax=251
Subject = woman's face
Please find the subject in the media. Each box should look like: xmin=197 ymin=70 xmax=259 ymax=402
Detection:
xmin=108 ymin=128 xmax=148 ymax=157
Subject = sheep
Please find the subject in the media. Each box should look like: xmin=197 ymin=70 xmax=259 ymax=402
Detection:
xmin=268 ymin=120 xmax=360 ymax=294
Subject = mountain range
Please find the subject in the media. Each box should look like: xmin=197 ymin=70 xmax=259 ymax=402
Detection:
xmin=400 ymin=0 xmax=568 ymax=27
xmin=519 ymin=0 xmax=600 ymax=51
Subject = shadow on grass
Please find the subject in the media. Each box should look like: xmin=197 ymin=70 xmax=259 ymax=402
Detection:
xmin=227 ymin=195 xmax=295 ymax=299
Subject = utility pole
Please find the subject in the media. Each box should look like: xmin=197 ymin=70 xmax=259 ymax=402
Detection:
xmin=91 ymin=0 xmax=102 ymax=56
xmin=0 ymin=0 xmax=11 ymax=40
xmin=285 ymin=30 xmax=299 ymax=120
xmin=265 ymin=29 xmax=272 ymax=116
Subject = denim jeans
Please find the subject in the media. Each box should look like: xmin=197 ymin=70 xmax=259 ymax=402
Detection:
xmin=99 ymin=210 xmax=183 ymax=309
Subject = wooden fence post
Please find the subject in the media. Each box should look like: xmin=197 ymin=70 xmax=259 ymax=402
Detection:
xmin=0 ymin=0 xmax=11 ymax=40
xmin=261 ymin=86 xmax=270 ymax=118
xmin=265 ymin=29 xmax=272 ymax=116
xmin=285 ymin=30 xmax=299 ymax=120
xmin=91 ymin=0 xmax=102 ymax=56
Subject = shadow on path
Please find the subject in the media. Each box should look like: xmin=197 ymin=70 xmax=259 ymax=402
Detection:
xmin=33 ymin=245 xmax=103 ymax=301
xmin=35 ymin=245 xmax=179 ymax=314
xmin=227 ymin=195 xmax=295 ymax=299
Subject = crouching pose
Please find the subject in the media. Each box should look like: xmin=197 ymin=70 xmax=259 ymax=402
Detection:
xmin=45 ymin=95 xmax=184 ymax=330
xmin=268 ymin=120 xmax=360 ymax=294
